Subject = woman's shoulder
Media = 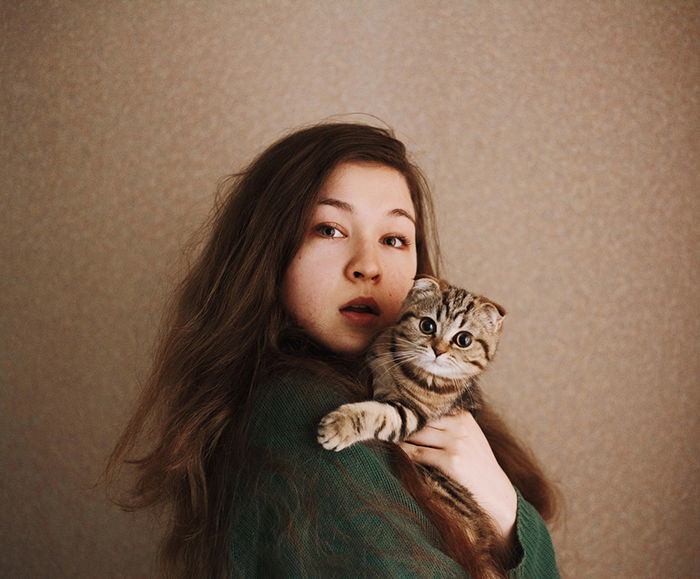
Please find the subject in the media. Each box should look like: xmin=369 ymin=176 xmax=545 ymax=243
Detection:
xmin=246 ymin=370 xmax=349 ymax=449
xmin=257 ymin=370 xmax=346 ymax=408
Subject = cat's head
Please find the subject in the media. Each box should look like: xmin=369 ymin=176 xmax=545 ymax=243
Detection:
xmin=392 ymin=276 xmax=506 ymax=380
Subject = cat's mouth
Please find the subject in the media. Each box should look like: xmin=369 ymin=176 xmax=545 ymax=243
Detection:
xmin=340 ymin=297 xmax=381 ymax=316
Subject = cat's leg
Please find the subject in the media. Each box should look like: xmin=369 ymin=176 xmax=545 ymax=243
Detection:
xmin=317 ymin=400 xmax=420 ymax=451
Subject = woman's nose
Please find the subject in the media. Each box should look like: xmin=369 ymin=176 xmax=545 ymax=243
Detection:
xmin=345 ymin=240 xmax=381 ymax=282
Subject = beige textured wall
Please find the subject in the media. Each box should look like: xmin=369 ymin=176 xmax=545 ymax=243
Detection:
xmin=2 ymin=1 xmax=698 ymax=577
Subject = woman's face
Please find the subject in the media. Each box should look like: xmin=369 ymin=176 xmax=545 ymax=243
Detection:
xmin=282 ymin=162 xmax=418 ymax=355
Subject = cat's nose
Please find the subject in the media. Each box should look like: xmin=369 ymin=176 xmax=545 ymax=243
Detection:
xmin=433 ymin=345 xmax=448 ymax=358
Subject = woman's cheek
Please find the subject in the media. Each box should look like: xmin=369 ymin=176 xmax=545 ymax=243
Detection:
xmin=386 ymin=274 xmax=416 ymax=320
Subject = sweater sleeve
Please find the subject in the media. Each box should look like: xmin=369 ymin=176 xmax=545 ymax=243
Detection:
xmin=508 ymin=490 xmax=560 ymax=578
xmin=228 ymin=373 xmax=559 ymax=578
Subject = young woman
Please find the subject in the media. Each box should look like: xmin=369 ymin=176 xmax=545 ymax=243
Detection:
xmin=107 ymin=122 xmax=559 ymax=578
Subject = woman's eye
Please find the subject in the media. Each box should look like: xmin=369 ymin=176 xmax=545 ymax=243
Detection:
xmin=453 ymin=331 xmax=472 ymax=348
xmin=383 ymin=235 xmax=410 ymax=248
xmin=315 ymin=224 xmax=343 ymax=238
xmin=419 ymin=317 xmax=437 ymax=334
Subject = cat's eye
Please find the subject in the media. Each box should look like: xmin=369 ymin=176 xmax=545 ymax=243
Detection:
xmin=453 ymin=331 xmax=472 ymax=348
xmin=419 ymin=317 xmax=436 ymax=334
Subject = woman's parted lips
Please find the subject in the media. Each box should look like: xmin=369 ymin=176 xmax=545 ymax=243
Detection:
xmin=339 ymin=297 xmax=381 ymax=315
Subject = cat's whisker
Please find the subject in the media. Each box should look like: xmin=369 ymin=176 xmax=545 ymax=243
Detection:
xmin=370 ymin=354 xmax=418 ymax=382
xmin=372 ymin=356 xmax=424 ymax=377
xmin=373 ymin=352 xmax=420 ymax=366
xmin=371 ymin=348 xmax=422 ymax=366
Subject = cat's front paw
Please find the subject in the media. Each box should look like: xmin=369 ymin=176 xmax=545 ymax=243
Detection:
xmin=317 ymin=410 xmax=361 ymax=452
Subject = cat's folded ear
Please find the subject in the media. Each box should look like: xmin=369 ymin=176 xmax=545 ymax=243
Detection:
xmin=409 ymin=275 xmax=441 ymax=297
xmin=476 ymin=300 xmax=507 ymax=332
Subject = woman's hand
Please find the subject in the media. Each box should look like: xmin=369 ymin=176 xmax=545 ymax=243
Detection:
xmin=398 ymin=411 xmax=517 ymax=540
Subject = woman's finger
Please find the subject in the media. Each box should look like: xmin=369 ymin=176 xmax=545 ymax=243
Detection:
xmin=405 ymin=411 xmax=477 ymax=447
xmin=429 ymin=411 xmax=476 ymax=432
xmin=398 ymin=442 xmax=445 ymax=469
xmin=404 ymin=426 xmax=448 ymax=448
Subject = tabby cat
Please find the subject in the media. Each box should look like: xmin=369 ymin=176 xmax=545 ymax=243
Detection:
xmin=317 ymin=276 xmax=508 ymax=579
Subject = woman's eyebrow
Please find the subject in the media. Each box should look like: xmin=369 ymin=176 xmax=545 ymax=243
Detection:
xmin=319 ymin=198 xmax=416 ymax=225
xmin=319 ymin=198 xmax=353 ymax=212
xmin=390 ymin=208 xmax=416 ymax=225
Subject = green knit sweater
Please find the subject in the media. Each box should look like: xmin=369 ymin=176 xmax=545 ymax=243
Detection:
xmin=228 ymin=373 xmax=559 ymax=578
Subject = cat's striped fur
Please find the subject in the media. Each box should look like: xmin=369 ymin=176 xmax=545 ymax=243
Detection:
xmin=317 ymin=276 xmax=508 ymax=578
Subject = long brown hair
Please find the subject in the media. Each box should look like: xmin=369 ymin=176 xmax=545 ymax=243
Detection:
xmin=105 ymin=121 xmax=557 ymax=578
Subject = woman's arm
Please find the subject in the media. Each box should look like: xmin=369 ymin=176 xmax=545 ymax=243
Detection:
xmin=399 ymin=411 xmax=518 ymax=540
xmin=399 ymin=410 xmax=560 ymax=578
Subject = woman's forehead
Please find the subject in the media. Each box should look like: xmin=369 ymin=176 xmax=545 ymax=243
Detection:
xmin=318 ymin=162 xmax=415 ymax=216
